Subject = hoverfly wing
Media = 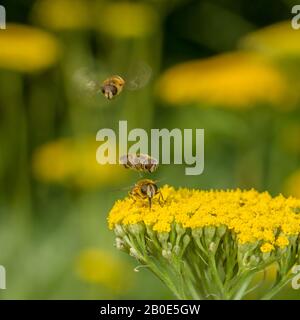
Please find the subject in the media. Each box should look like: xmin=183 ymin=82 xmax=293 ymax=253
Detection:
xmin=72 ymin=67 xmax=101 ymax=96
xmin=108 ymin=182 xmax=137 ymax=195
xmin=119 ymin=154 xmax=130 ymax=168
xmin=72 ymin=66 xmax=117 ymax=108
xmin=126 ymin=61 xmax=152 ymax=91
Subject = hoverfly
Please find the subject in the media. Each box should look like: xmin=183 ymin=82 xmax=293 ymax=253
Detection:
xmin=72 ymin=61 xmax=152 ymax=103
xmin=129 ymin=179 xmax=164 ymax=209
xmin=119 ymin=153 xmax=159 ymax=174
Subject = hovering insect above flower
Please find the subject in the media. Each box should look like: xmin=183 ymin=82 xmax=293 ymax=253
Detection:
xmin=101 ymin=75 xmax=125 ymax=100
xmin=119 ymin=153 xmax=159 ymax=173
xmin=73 ymin=61 xmax=152 ymax=101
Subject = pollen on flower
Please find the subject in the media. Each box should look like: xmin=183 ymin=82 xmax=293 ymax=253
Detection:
xmin=153 ymin=220 xmax=172 ymax=233
xmin=260 ymin=243 xmax=275 ymax=253
xmin=108 ymin=186 xmax=300 ymax=249
xmin=275 ymin=235 xmax=289 ymax=248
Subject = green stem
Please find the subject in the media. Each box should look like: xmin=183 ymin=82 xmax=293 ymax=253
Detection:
xmin=134 ymin=233 xmax=187 ymax=299
xmin=232 ymin=274 xmax=254 ymax=300
xmin=208 ymin=254 xmax=226 ymax=299
xmin=228 ymin=270 xmax=251 ymax=299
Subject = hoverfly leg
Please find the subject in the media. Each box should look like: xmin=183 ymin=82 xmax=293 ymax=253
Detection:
xmin=148 ymin=197 xmax=152 ymax=210
xmin=128 ymin=191 xmax=137 ymax=204
xmin=158 ymin=191 xmax=165 ymax=207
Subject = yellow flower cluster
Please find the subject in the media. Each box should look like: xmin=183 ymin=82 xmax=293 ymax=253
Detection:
xmin=32 ymin=137 xmax=129 ymax=188
xmin=157 ymin=52 xmax=288 ymax=109
xmin=108 ymin=186 xmax=300 ymax=252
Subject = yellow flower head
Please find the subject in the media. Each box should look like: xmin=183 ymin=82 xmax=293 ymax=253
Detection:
xmin=275 ymin=235 xmax=289 ymax=248
xmin=284 ymin=170 xmax=300 ymax=199
xmin=108 ymin=186 xmax=300 ymax=249
xmin=0 ymin=23 xmax=60 ymax=73
xmin=95 ymin=2 xmax=159 ymax=38
xmin=75 ymin=248 xmax=132 ymax=292
xmin=240 ymin=21 xmax=300 ymax=58
xmin=108 ymin=186 xmax=300 ymax=299
xmin=156 ymin=52 xmax=288 ymax=109
xmin=32 ymin=0 xmax=91 ymax=31
xmin=260 ymin=243 xmax=274 ymax=253
xmin=32 ymin=137 xmax=129 ymax=189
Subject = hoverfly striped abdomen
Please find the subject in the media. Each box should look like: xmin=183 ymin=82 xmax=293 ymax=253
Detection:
xmin=119 ymin=153 xmax=159 ymax=173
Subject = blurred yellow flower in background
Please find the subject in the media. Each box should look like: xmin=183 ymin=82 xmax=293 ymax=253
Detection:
xmin=32 ymin=137 xmax=129 ymax=189
xmin=0 ymin=24 xmax=60 ymax=72
xmin=32 ymin=0 xmax=91 ymax=31
xmin=284 ymin=170 xmax=300 ymax=198
xmin=240 ymin=21 xmax=300 ymax=58
xmin=157 ymin=52 xmax=288 ymax=109
xmin=95 ymin=1 xmax=159 ymax=38
xmin=32 ymin=138 xmax=74 ymax=183
xmin=76 ymin=248 xmax=132 ymax=292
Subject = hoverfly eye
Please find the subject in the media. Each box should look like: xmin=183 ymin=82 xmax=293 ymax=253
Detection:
xmin=141 ymin=185 xmax=148 ymax=195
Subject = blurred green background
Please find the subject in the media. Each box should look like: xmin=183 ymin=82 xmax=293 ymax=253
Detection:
xmin=0 ymin=0 xmax=300 ymax=299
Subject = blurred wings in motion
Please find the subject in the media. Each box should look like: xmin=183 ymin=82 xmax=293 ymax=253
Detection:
xmin=72 ymin=61 xmax=152 ymax=100
xmin=126 ymin=61 xmax=152 ymax=91
xmin=72 ymin=66 xmax=104 ymax=96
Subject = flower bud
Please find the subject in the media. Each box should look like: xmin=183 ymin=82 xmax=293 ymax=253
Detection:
xmin=217 ymin=225 xmax=227 ymax=238
xmin=114 ymin=224 xmax=126 ymax=237
xmin=183 ymin=234 xmax=190 ymax=248
xmin=130 ymin=247 xmax=142 ymax=260
xmin=157 ymin=232 xmax=169 ymax=247
xmin=209 ymin=242 xmax=216 ymax=253
xmin=204 ymin=226 xmax=216 ymax=246
xmin=115 ymin=237 xmax=125 ymax=251
xmin=175 ymin=223 xmax=185 ymax=236
xmin=262 ymin=251 xmax=273 ymax=261
xmin=249 ymin=255 xmax=260 ymax=266
xmin=173 ymin=245 xmax=181 ymax=255
xmin=192 ymin=227 xmax=203 ymax=239
xmin=128 ymin=223 xmax=144 ymax=236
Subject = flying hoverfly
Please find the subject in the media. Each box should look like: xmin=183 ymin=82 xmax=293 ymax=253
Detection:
xmin=72 ymin=61 xmax=152 ymax=102
xmin=119 ymin=153 xmax=159 ymax=174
